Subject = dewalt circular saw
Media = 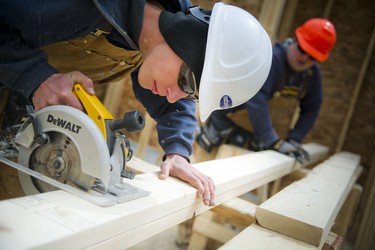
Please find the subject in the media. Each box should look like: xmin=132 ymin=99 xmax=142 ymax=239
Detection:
xmin=0 ymin=84 xmax=150 ymax=206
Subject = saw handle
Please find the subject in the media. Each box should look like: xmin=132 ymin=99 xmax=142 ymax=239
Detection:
xmin=26 ymin=105 xmax=49 ymax=145
xmin=110 ymin=111 xmax=145 ymax=132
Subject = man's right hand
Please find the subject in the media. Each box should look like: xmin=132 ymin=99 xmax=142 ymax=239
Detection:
xmin=31 ymin=71 xmax=95 ymax=111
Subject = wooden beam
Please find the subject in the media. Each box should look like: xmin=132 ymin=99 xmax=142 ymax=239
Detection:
xmin=219 ymin=223 xmax=317 ymax=250
xmin=323 ymin=0 xmax=335 ymax=18
xmin=258 ymin=0 xmax=287 ymax=43
xmin=211 ymin=198 xmax=257 ymax=227
xmin=191 ymin=211 xmax=237 ymax=244
xmin=355 ymin=152 xmax=375 ymax=250
xmin=336 ymin=24 xmax=375 ymax=152
xmin=331 ymin=184 xmax=362 ymax=239
xmin=0 ymin=144 xmax=328 ymax=249
xmin=0 ymin=151 xmax=292 ymax=249
xmin=277 ymin=0 xmax=299 ymax=40
xmin=183 ymin=143 xmax=328 ymax=249
xmin=255 ymin=152 xmax=362 ymax=248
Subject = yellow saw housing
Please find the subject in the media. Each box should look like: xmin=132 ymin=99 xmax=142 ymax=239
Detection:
xmin=73 ymin=84 xmax=113 ymax=141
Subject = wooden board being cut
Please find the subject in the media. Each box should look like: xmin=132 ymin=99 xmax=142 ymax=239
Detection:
xmin=255 ymin=152 xmax=362 ymax=248
xmin=0 ymin=150 xmax=293 ymax=250
xmin=0 ymin=143 xmax=328 ymax=250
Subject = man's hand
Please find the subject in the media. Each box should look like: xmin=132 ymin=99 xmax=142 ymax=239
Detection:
xmin=286 ymin=139 xmax=310 ymax=162
xmin=269 ymin=139 xmax=310 ymax=164
xmin=160 ymin=154 xmax=215 ymax=206
xmin=32 ymin=71 xmax=95 ymax=111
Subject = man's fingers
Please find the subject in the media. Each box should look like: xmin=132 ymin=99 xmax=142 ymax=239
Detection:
xmin=159 ymin=162 xmax=171 ymax=180
xmin=70 ymin=71 xmax=95 ymax=95
xmin=67 ymin=96 xmax=85 ymax=111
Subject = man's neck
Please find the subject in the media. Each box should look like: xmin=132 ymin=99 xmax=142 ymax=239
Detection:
xmin=139 ymin=2 xmax=165 ymax=55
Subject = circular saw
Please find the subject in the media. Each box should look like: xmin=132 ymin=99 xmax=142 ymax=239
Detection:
xmin=0 ymin=84 xmax=149 ymax=206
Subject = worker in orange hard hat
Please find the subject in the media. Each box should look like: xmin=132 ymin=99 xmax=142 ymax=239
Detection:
xmin=296 ymin=18 xmax=337 ymax=62
xmin=196 ymin=18 xmax=337 ymax=164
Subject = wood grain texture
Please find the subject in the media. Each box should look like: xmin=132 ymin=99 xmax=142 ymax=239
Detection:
xmin=0 ymin=144 xmax=328 ymax=250
xmin=255 ymin=152 xmax=362 ymax=248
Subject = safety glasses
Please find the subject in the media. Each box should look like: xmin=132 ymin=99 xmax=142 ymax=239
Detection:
xmin=297 ymin=43 xmax=316 ymax=61
xmin=178 ymin=63 xmax=198 ymax=101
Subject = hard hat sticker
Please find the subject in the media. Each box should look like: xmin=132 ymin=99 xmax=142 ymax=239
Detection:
xmin=220 ymin=95 xmax=233 ymax=109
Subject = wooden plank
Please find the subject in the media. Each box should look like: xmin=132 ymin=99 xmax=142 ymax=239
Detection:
xmin=185 ymin=143 xmax=328 ymax=249
xmin=355 ymin=152 xmax=375 ymax=250
xmin=187 ymin=199 xmax=257 ymax=250
xmin=211 ymin=198 xmax=256 ymax=227
xmin=219 ymin=223 xmax=317 ymax=250
xmin=126 ymin=156 xmax=160 ymax=174
xmin=277 ymin=0 xmax=299 ymax=40
xmin=258 ymin=0 xmax=287 ymax=43
xmin=0 ymin=150 xmax=295 ymax=250
xmin=255 ymin=152 xmax=362 ymax=248
xmin=331 ymin=184 xmax=362 ymax=238
xmin=335 ymin=24 xmax=375 ymax=152
xmin=219 ymin=224 xmax=343 ymax=250
xmin=191 ymin=211 xmax=237 ymax=244
xmin=215 ymin=144 xmax=251 ymax=159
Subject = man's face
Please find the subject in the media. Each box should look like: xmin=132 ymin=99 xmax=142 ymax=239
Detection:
xmin=137 ymin=42 xmax=192 ymax=103
xmin=287 ymin=42 xmax=316 ymax=71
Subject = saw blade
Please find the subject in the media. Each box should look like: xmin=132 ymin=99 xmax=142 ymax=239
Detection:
xmin=0 ymin=124 xmax=22 ymax=156
xmin=28 ymin=131 xmax=95 ymax=193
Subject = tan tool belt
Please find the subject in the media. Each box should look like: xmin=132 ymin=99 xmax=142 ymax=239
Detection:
xmin=42 ymin=31 xmax=143 ymax=84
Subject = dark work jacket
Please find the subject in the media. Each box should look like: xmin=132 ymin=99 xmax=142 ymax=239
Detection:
xmin=210 ymin=42 xmax=323 ymax=147
xmin=0 ymin=0 xmax=197 ymax=159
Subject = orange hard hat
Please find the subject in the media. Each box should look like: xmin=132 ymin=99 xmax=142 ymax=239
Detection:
xmin=295 ymin=18 xmax=337 ymax=62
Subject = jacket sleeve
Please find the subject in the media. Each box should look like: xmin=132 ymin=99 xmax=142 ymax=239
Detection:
xmin=287 ymin=70 xmax=323 ymax=142
xmin=245 ymin=55 xmax=281 ymax=147
xmin=0 ymin=23 xmax=58 ymax=100
xmin=131 ymin=71 xmax=197 ymax=159
xmin=245 ymin=87 xmax=278 ymax=147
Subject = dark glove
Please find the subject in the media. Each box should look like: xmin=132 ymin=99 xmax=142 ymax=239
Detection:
xmin=269 ymin=139 xmax=310 ymax=164
xmin=286 ymin=139 xmax=310 ymax=162
xmin=196 ymin=120 xmax=232 ymax=153
xmin=249 ymin=138 xmax=267 ymax=152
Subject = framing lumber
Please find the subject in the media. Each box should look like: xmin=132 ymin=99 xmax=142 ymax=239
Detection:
xmin=336 ymin=24 xmax=375 ymax=152
xmin=258 ymin=0 xmax=287 ymax=43
xmin=277 ymin=0 xmax=299 ymax=40
xmin=211 ymin=198 xmax=257 ymax=227
xmin=355 ymin=152 xmax=375 ymax=250
xmin=185 ymin=143 xmax=328 ymax=250
xmin=0 ymin=151 xmax=291 ymax=250
xmin=331 ymin=184 xmax=362 ymax=239
xmin=255 ymin=152 xmax=362 ymax=248
xmin=0 ymin=144 xmax=328 ymax=250
xmin=219 ymin=223 xmax=317 ymax=250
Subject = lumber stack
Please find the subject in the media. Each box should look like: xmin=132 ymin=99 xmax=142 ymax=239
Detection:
xmin=219 ymin=152 xmax=362 ymax=249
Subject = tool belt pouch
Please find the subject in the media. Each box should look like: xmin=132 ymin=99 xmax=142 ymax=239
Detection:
xmin=41 ymin=31 xmax=143 ymax=84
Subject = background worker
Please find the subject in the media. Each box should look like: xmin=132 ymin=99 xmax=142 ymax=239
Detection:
xmin=0 ymin=1 xmax=272 ymax=205
xmin=197 ymin=18 xmax=336 ymax=163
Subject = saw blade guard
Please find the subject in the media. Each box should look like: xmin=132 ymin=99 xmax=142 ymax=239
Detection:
xmin=16 ymin=105 xmax=111 ymax=195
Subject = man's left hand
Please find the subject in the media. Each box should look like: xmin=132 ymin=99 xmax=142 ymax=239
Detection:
xmin=160 ymin=154 xmax=215 ymax=206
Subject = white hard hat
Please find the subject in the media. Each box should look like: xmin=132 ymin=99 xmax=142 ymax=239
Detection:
xmin=199 ymin=3 xmax=272 ymax=122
